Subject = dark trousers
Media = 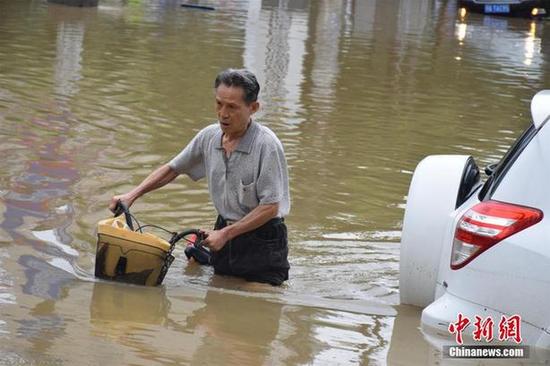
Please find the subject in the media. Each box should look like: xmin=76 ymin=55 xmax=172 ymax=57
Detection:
xmin=211 ymin=216 xmax=290 ymax=286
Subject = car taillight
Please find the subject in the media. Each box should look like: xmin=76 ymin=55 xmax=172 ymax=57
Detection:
xmin=451 ymin=200 xmax=543 ymax=270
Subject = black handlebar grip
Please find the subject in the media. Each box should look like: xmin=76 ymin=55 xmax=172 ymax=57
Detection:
xmin=113 ymin=201 xmax=134 ymax=231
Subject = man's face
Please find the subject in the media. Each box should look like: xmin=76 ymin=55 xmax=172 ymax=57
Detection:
xmin=215 ymin=84 xmax=259 ymax=137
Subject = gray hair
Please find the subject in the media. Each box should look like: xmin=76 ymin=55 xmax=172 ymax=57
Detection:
xmin=214 ymin=68 xmax=260 ymax=104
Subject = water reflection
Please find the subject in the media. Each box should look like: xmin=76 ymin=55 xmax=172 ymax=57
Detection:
xmin=1 ymin=3 xmax=86 ymax=241
xmin=19 ymin=255 xmax=74 ymax=299
xmin=54 ymin=21 xmax=84 ymax=99
xmin=524 ymin=21 xmax=540 ymax=66
xmin=13 ymin=255 xmax=76 ymax=363
xmin=89 ymin=283 xmax=284 ymax=365
xmin=0 ymin=8 xmax=87 ymax=358
xmin=90 ymin=281 xmax=172 ymax=326
xmin=309 ymin=0 xmax=344 ymax=112
xmin=244 ymin=0 xmax=309 ymax=125
xmin=187 ymin=290 xmax=283 ymax=365
xmin=455 ymin=11 xmax=544 ymax=79
xmin=17 ymin=301 xmax=67 ymax=363
xmin=0 ymin=109 xmax=80 ymax=256
xmin=89 ymin=281 xmax=198 ymax=364
xmin=456 ymin=22 xmax=467 ymax=43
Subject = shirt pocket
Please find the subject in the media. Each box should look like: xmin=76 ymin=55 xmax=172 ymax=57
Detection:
xmin=238 ymin=180 xmax=258 ymax=209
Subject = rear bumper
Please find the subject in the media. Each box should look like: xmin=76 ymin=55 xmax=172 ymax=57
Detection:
xmin=457 ymin=0 xmax=549 ymax=17
xmin=421 ymin=291 xmax=550 ymax=348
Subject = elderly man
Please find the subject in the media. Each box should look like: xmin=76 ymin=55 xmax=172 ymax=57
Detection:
xmin=110 ymin=69 xmax=290 ymax=286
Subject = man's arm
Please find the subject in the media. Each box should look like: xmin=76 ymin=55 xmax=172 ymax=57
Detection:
xmin=202 ymin=202 xmax=278 ymax=252
xmin=109 ymin=164 xmax=179 ymax=211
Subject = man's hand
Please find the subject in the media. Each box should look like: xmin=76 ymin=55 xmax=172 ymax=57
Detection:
xmin=200 ymin=204 xmax=279 ymax=252
xmin=201 ymin=229 xmax=229 ymax=252
xmin=109 ymin=193 xmax=135 ymax=213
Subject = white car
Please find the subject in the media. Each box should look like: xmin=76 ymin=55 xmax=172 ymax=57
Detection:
xmin=399 ymin=90 xmax=550 ymax=349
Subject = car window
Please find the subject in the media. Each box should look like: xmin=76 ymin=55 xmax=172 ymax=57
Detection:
xmin=479 ymin=123 xmax=537 ymax=201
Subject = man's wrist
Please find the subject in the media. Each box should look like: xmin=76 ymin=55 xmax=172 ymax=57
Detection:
xmin=221 ymin=225 xmax=236 ymax=242
xmin=127 ymin=189 xmax=142 ymax=203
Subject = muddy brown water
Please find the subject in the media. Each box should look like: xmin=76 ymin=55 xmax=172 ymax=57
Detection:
xmin=1 ymin=0 xmax=549 ymax=364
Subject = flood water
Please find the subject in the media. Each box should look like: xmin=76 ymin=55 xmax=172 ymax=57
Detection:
xmin=1 ymin=0 xmax=549 ymax=364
